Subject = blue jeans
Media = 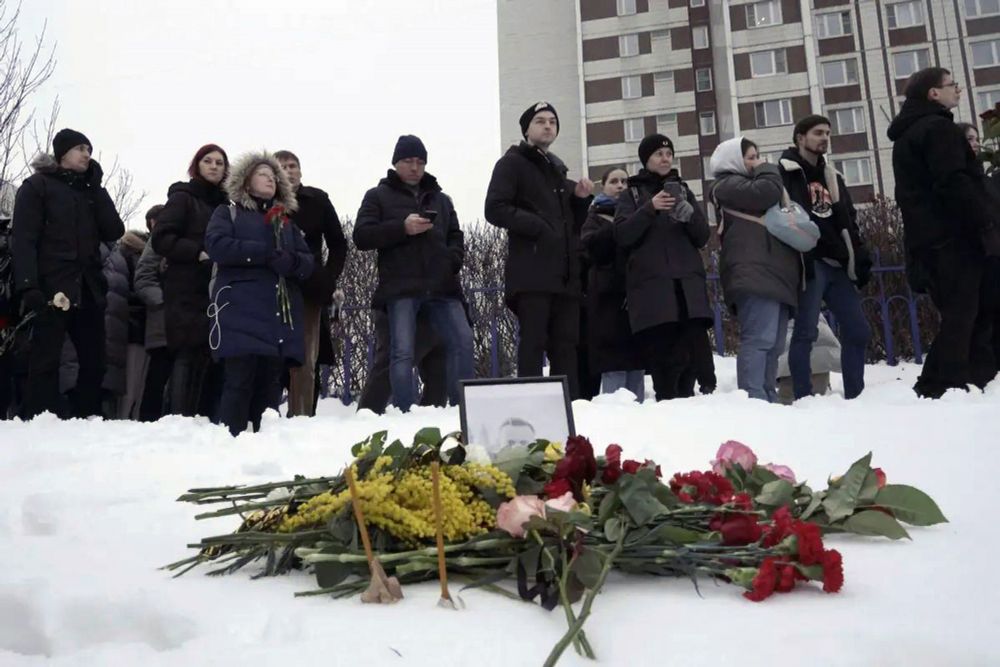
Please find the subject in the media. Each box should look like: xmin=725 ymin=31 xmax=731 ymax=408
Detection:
xmin=789 ymin=261 xmax=871 ymax=399
xmin=387 ymin=297 xmax=474 ymax=411
xmin=734 ymin=294 xmax=789 ymax=402
xmin=601 ymin=370 xmax=645 ymax=402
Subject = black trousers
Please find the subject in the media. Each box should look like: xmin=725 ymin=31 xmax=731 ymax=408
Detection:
xmin=635 ymin=322 xmax=692 ymax=401
xmin=139 ymin=346 xmax=174 ymax=422
xmin=357 ymin=309 xmax=447 ymax=414
xmin=678 ymin=326 xmax=717 ymax=397
xmin=514 ymin=292 xmax=580 ymax=399
xmin=168 ymin=345 xmax=221 ymax=418
xmin=22 ymin=295 xmax=105 ymax=419
xmin=218 ymin=354 xmax=284 ymax=436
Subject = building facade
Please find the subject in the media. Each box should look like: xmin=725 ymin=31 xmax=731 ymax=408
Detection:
xmin=497 ymin=0 xmax=997 ymax=204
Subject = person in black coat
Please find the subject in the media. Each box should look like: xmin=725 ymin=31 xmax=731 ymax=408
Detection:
xmin=151 ymin=144 xmax=229 ymax=417
xmin=206 ymin=151 xmax=314 ymax=436
xmin=484 ymin=102 xmax=594 ymax=398
xmin=614 ymin=134 xmax=713 ymax=401
xmin=353 ymin=135 xmax=473 ymax=412
xmin=275 ymin=150 xmax=347 ymax=416
xmin=11 ymin=129 xmax=125 ymax=418
xmin=888 ymin=68 xmax=1000 ymax=397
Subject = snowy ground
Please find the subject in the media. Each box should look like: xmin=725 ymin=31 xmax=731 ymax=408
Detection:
xmin=1 ymin=358 xmax=998 ymax=666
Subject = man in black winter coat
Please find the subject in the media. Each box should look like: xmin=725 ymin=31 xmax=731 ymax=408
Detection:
xmin=779 ymin=115 xmax=872 ymax=400
xmin=484 ymin=102 xmax=594 ymax=398
xmin=888 ymin=67 xmax=1000 ymax=397
xmin=353 ymin=135 xmax=474 ymax=412
xmin=276 ymin=150 xmax=348 ymax=416
xmin=11 ymin=128 xmax=125 ymax=418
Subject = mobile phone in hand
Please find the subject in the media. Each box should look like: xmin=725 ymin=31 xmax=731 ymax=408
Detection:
xmin=661 ymin=182 xmax=683 ymax=203
xmin=422 ymin=210 xmax=438 ymax=222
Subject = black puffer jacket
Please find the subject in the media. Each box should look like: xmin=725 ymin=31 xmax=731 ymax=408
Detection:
xmin=887 ymin=98 xmax=1000 ymax=255
xmin=484 ymin=142 xmax=591 ymax=306
xmin=101 ymin=243 xmax=130 ymax=396
xmin=614 ymin=169 xmax=712 ymax=334
xmin=354 ymin=170 xmax=463 ymax=306
xmin=291 ymin=185 xmax=347 ymax=305
xmin=11 ymin=155 xmax=124 ymax=307
xmin=151 ymin=178 xmax=228 ymax=349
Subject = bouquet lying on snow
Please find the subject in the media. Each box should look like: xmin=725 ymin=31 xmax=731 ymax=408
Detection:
xmin=167 ymin=430 xmax=946 ymax=665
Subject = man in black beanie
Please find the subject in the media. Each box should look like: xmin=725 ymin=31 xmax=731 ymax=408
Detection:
xmin=353 ymin=135 xmax=473 ymax=412
xmin=485 ymin=102 xmax=594 ymax=398
xmin=778 ymin=114 xmax=872 ymax=401
xmin=11 ymin=128 xmax=124 ymax=418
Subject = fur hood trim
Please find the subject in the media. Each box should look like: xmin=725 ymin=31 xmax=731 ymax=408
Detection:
xmin=224 ymin=151 xmax=298 ymax=213
xmin=30 ymin=153 xmax=59 ymax=174
xmin=121 ymin=230 xmax=148 ymax=254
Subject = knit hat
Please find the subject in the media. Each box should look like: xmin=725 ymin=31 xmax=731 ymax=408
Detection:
xmin=519 ymin=101 xmax=560 ymax=137
xmin=53 ymin=128 xmax=92 ymax=162
xmin=638 ymin=134 xmax=674 ymax=167
xmin=792 ymin=115 xmax=831 ymax=144
xmin=391 ymin=135 xmax=427 ymax=164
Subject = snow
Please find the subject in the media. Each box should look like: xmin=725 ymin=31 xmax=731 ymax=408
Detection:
xmin=1 ymin=358 xmax=998 ymax=666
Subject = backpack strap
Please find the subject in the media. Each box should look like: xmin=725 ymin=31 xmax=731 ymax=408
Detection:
xmin=229 ymin=204 xmax=237 ymax=222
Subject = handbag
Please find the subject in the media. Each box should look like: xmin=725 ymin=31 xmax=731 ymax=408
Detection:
xmin=722 ymin=189 xmax=820 ymax=253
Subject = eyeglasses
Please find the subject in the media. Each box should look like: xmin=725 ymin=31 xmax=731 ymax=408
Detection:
xmin=937 ymin=81 xmax=961 ymax=90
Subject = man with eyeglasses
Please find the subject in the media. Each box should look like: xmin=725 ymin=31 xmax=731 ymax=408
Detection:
xmin=888 ymin=67 xmax=1000 ymax=397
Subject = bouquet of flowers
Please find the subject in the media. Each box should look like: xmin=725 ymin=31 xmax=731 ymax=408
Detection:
xmin=264 ymin=204 xmax=293 ymax=327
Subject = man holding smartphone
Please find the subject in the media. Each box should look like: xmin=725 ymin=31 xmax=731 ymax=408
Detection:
xmin=353 ymin=135 xmax=474 ymax=412
xmin=484 ymin=102 xmax=594 ymax=398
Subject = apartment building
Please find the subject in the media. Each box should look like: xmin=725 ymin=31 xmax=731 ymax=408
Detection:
xmin=496 ymin=0 xmax=1000 ymax=204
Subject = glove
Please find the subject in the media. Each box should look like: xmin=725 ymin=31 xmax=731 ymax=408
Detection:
xmin=19 ymin=289 xmax=48 ymax=316
xmin=853 ymin=246 xmax=873 ymax=289
xmin=86 ymin=160 xmax=104 ymax=188
xmin=268 ymin=249 xmax=299 ymax=276
xmin=670 ymin=199 xmax=695 ymax=223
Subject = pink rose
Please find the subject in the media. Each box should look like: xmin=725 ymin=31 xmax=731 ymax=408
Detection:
xmin=544 ymin=491 xmax=576 ymax=514
xmin=711 ymin=441 xmax=758 ymax=474
xmin=496 ymin=495 xmax=546 ymax=538
xmin=761 ymin=463 xmax=797 ymax=484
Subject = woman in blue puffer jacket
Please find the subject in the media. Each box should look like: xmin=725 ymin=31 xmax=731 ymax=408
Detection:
xmin=205 ymin=151 xmax=314 ymax=436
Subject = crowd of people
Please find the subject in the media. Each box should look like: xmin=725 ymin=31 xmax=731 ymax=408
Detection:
xmin=0 ymin=66 xmax=997 ymax=435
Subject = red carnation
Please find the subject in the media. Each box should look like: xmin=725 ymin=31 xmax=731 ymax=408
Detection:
xmin=821 ymin=550 xmax=844 ymax=593
xmin=543 ymin=477 xmax=573 ymax=499
xmin=709 ymin=513 xmax=763 ymax=546
xmin=732 ymin=492 xmax=753 ymax=511
xmin=602 ymin=444 xmax=623 ymax=484
xmin=762 ymin=505 xmax=794 ymax=547
xmin=744 ymin=558 xmax=778 ymax=602
xmin=775 ymin=561 xmax=797 ymax=593
xmin=792 ymin=521 xmax=825 ymax=566
xmin=669 ymin=471 xmax=734 ymax=505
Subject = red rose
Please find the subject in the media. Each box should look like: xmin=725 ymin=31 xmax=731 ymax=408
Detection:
xmin=744 ymin=557 xmax=778 ymax=602
xmin=550 ymin=435 xmax=597 ymax=500
xmin=710 ymin=513 xmax=763 ymax=546
xmin=622 ymin=460 xmax=642 ymax=475
xmin=602 ymin=444 xmax=623 ymax=484
xmin=821 ymin=550 xmax=844 ymax=593
xmin=873 ymin=467 xmax=887 ymax=489
xmin=543 ymin=477 xmax=573 ymax=499
xmin=792 ymin=521 xmax=824 ymax=566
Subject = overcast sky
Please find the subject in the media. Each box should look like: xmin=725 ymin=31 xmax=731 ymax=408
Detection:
xmin=18 ymin=0 xmax=501 ymax=228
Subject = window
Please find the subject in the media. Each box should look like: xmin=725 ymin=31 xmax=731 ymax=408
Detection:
xmin=693 ymin=25 xmax=709 ymax=49
xmin=892 ymin=49 xmax=930 ymax=78
xmin=746 ymin=0 xmax=782 ymax=28
xmin=887 ymin=1 xmax=924 ymax=29
xmin=691 ymin=0 xmax=706 ymax=6
xmin=696 ymin=67 xmax=713 ymax=91
xmin=971 ymin=39 xmax=1000 ymax=68
xmin=654 ymin=70 xmax=674 ymax=83
xmin=657 ymin=113 xmax=678 ymax=133
xmin=822 ymin=59 xmax=859 ymax=87
xmin=622 ymin=75 xmax=642 ymax=99
xmin=651 ymin=29 xmax=671 ymax=41
xmin=815 ymin=11 xmax=852 ymax=38
xmin=754 ymin=99 xmax=793 ymax=127
xmin=617 ymin=0 xmax=637 ymax=16
xmin=628 ymin=161 xmax=643 ymax=176
xmin=835 ymin=158 xmax=872 ymax=185
xmin=624 ymin=118 xmax=645 ymax=142
xmin=699 ymin=111 xmax=717 ymax=135
xmin=830 ymin=106 xmax=866 ymax=134
xmin=978 ymin=89 xmax=1000 ymax=110
xmin=966 ymin=0 xmax=1000 ymax=17
xmin=750 ymin=49 xmax=788 ymax=77
xmin=654 ymin=70 xmax=674 ymax=92
xmin=619 ymin=34 xmax=639 ymax=57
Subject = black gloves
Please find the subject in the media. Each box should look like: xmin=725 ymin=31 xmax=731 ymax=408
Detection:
xmin=19 ymin=289 xmax=47 ymax=316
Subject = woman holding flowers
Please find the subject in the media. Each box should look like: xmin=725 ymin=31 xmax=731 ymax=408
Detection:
xmin=205 ymin=151 xmax=314 ymax=436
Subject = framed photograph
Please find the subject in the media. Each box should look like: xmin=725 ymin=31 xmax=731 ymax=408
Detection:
xmin=459 ymin=376 xmax=576 ymax=455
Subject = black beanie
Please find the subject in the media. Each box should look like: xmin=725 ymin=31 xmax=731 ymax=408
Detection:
xmin=391 ymin=135 xmax=427 ymax=164
xmin=519 ymin=101 xmax=560 ymax=137
xmin=53 ymin=128 xmax=93 ymax=162
xmin=792 ymin=115 xmax=831 ymax=144
xmin=638 ymin=134 xmax=674 ymax=167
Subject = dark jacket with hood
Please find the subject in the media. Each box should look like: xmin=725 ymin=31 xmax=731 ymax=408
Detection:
xmin=101 ymin=241 xmax=131 ymax=396
xmin=484 ymin=142 xmax=591 ymax=305
xmin=11 ymin=155 xmax=124 ymax=307
xmin=205 ymin=152 xmax=314 ymax=366
xmin=290 ymin=185 xmax=347 ymax=305
xmin=709 ymin=138 xmax=801 ymax=309
xmin=580 ymin=193 xmax=641 ymax=373
xmin=887 ymin=98 xmax=1000 ymax=256
xmin=151 ymin=177 xmax=229 ymax=349
xmin=353 ymin=169 xmax=464 ymax=307
xmin=778 ymin=148 xmax=870 ymax=285
xmin=614 ymin=168 xmax=712 ymax=334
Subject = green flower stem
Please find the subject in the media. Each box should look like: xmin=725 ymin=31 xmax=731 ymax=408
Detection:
xmin=557 ymin=547 xmax=596 ymax=659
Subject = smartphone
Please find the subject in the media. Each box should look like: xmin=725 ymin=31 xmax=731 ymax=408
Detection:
xmin=422 ymin=210 xmax=439 ymax=222
xmin=661 ymin=182 xmax=684 ymax=202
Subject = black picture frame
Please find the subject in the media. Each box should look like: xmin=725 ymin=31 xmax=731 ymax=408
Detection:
xmin=458 ymin=375 xmax=576 ymax=454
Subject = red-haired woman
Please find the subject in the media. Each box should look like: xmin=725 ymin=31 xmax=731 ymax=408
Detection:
xmin=151 ymin=144 xmax=229 ymax=417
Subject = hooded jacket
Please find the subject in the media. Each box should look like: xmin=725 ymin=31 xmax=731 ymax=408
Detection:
xmin=205 ymin=151 xmax=314 ymax=365
xmin=11 ymin=155 xmax=124 ymax=307
xmin=887 ymin=98 xmax=1000 ymax=255
xmin=708 ymin=137 xmax=801 ymax=309
xmin=133 ymin=240 xmax=168 ymax=350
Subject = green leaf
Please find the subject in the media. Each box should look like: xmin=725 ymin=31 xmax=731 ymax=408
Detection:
xmin=518 ymin=544 xmax=542 ymax=580
xmin=351 ymin=430 xmax=387 ymax=457
xmin=857 ymin=471 xmax=881 ymax=504
xmin=617 ymin=472 xmax=668 ymax=526
xmin=801 ymin=491 xmax=825 ymax=520
xmin=314 ymin=560 xmax=353 ymax=588
xmin=843 ymin=510 xmax=911 ymax=540
xmin=412 ymin=427 xmax=442 ymax=449
xmin=755 ymin=479 xmax=795 ymax=507
xmin=604 ymin=517 xmax=625 ymax=542
xmin=598 ymin=490 xmax=619 ymax=524
xmin=874 ymin=485 xmax=948 ymax=526
xmin=642 ymin=523 xmax=705 ymax=545
xmin=572 ymin=547 xmax=603 ymax=589
xmin=822 ymin=452 xmax=872 ymax=522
